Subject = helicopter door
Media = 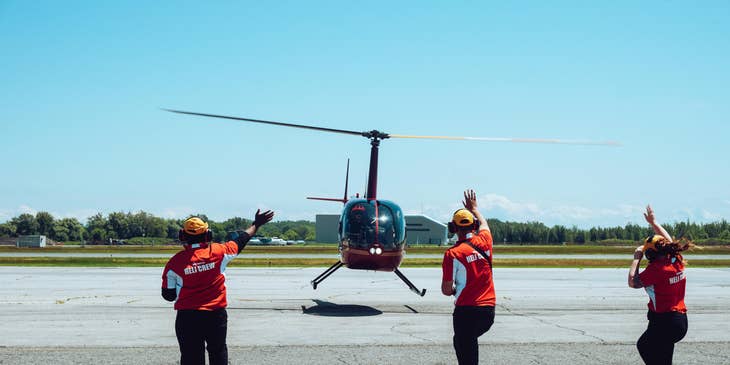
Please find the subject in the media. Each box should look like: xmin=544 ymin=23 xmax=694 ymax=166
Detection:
xmin=373 ymin=200 xmax=405 ymax=249
xmin=342 ymin=201 xmax=374 ymax=249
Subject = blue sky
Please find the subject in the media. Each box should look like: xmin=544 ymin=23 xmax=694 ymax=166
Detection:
xmin=1 ymin=1 xmax=728 ymax=228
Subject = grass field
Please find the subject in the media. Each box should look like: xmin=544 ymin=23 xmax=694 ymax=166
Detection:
xmin=1 ymin=243 xmax=728 ymax=268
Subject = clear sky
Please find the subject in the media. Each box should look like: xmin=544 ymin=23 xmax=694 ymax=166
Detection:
xmin=1 ymin=1 xmax=728 ymax=228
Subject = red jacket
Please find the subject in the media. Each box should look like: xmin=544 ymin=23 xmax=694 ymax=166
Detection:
xmin=442 ymin=230 xmax=495 ymax=306
xmin=162 ymin=241 xmax=239 ymax=311
xmin=640 ymin=256 xmax=687 ymax=313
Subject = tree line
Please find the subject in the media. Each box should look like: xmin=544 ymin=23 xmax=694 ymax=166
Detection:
xmin=485 ymin=219 xmax=730 ymax=245
xmin=0 ymin=211 xmax=315 ymax=243
xmin=1 ymin=211 xmax=728 ymax=244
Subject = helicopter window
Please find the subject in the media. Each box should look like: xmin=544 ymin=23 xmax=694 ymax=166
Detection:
xmin=342 ymin=201 xmax=404 ymax=250
xmin=379 ymin=201 xmax=406 ymax=248
xmin=343 ymin=203 xmax=374 ymax=249
xmin=375 ymin=207 xmax=396 ymax=248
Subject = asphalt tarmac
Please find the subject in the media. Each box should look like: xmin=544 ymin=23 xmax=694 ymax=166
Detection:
xmin=1 ymin=267 xmax=728 ymax=364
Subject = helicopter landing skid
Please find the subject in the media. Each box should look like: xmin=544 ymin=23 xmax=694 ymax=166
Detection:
xmin=394 ymin=268 xmax=427 ymax=297
xmin=311 ymin=261 xmax=344 ymax=290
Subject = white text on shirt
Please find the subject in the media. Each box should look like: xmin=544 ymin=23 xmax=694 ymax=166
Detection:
xmin=184 ymin=262 xmax=216 ymax=275
xmin=669 ymin=271 xmax=685 ymax=285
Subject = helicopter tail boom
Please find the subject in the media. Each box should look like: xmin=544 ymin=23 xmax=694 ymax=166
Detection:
xmin=307 ymin=197 xmax=348 ymax=203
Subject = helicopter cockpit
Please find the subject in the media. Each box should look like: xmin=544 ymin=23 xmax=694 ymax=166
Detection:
xmin=340 ymin=199 xmax=406 ymax=250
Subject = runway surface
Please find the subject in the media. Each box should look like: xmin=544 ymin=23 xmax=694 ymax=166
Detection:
xmin=1 ymin=267 xmax=728 ymax=364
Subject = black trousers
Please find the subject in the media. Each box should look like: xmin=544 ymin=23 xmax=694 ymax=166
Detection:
xmin=637 ymin=310 xmax=688 ymax=365
xmin=453 ymin=305 xmax=495 ymax=365
xmin=175 ymin=308 xmax=228 ymax=365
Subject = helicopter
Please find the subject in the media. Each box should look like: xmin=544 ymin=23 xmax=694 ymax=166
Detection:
xmin=165 ymin=109 xmax=618 ymax=296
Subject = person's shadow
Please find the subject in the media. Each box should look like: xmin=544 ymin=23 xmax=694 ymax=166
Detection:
xmin=301 ymin=299 xmax=383 ymax=317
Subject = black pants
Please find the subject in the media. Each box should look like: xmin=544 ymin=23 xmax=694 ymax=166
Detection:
xmin=637 ymin=310 xmax=688 ymax=365
xmin=175 ymin=308 xmax=228 ymax=365
xmin=453 ymin=305 xmax=495 ymax=365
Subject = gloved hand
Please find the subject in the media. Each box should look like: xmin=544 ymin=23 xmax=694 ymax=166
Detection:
xmin=253 ymin=209 xmax=275 ymax=228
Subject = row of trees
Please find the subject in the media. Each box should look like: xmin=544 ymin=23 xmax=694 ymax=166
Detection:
xmin=486 ymin=219 xmax=730 ymax=244
xmin=1 ymin=211 xmax=728 ymax=244
xmin=0 ymin=211 xmax=315 ymax=243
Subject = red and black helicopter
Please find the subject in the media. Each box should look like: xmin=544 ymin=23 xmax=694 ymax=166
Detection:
xmin=165 ymin=109 xmax=617 ymax=296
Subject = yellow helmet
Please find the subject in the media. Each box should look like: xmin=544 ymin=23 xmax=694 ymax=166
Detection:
xmin=643 ymin=235 xmax=666 ymax=261
xmin=452 ymin=209 xmax=475 ymax=227
xmin=183 ymin=217 xmax=209 ymax=235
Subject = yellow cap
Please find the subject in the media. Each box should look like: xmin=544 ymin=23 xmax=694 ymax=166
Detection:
xmin=452 ymin=209 xmax=475 ymax=227
xmin=183 ymin=217 xmax=209 ymax=235
xmin=643 ymin=235 xmax=664 ymax=252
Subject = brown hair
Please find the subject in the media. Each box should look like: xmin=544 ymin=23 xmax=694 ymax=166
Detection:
xmin=656 ymin=238 xmax=699 ymax=265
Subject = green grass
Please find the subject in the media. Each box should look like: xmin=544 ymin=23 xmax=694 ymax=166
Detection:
xmin=2 ymin=242 xmax=728 ymax=268
xmin=2 ymin=256 xmax=727 ymax=268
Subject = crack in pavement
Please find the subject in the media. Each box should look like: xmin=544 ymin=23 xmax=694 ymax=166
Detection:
xmin=389 ymin=322 xmax=436 ymax=344
xmin=497 ymin=303 xmax=607 ymax=343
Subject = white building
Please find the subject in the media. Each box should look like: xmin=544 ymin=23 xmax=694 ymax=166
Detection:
xmin=17 ymin=235 xmax=47 ymax=248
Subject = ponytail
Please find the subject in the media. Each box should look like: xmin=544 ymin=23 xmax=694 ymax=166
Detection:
xmin=659 ymin=238 xmax=699 ymax=265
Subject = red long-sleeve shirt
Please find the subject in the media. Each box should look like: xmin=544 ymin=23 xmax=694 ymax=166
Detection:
xmin=442 ymin=230 xmax=495 ymax=307
xmin=162 ymin=240 xmax=240 ymax=311
xmin=640 ymin=256 xmax=687 ymax=313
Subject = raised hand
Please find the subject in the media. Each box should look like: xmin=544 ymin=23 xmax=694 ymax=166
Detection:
xmin=462 ymin=189 xmax=478 ymax=212
xmin=643 ymin=205 xmax=655 ymax=224
xmin=253 ymin=209 xmax=275 ymax=227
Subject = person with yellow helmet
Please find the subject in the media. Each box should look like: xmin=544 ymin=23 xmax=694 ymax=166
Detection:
xmin=441 ymin=189 xmax=494 ymax=365
xmin=628 ymin=205 xmax=693 ymax=365
xmin=162 ymin=209 xmax=274 ymax=365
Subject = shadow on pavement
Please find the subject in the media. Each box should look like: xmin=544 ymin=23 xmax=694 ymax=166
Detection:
xmin=301 ymin=299 xmax=383 ymax=317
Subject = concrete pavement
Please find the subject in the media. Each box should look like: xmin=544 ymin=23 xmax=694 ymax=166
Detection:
xmin=0 ymin=267 xmax=728 ymax=364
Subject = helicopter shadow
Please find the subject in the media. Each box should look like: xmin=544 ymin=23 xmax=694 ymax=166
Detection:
xmin=301 ymin=299 xmax=383 ymax=317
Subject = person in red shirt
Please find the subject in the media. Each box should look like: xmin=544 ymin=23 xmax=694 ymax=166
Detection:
xmin=162 ymin=209 xmax=274 ymax=365
xmin=628 ymin=205 xmax=693 ymax=365
xmin=441 ymin=189 xmax=494 ymax=365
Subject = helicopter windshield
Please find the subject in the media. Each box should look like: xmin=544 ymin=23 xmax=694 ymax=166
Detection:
xmin=341 ymin=199 xmax=405 ymax=250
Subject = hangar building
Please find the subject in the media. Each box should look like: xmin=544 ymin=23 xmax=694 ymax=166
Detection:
xmin=315 ymin=214 xmax=447 ymax=245
xmin=17 ymin=235 xmax=47 ymax=248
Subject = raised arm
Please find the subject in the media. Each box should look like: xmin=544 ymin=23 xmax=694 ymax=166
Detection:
xmin=643 ymin=205 xmax=671 ymax=242
xmin=463 ymin=189 xmax=490 ymax=233
xmin=234 ymin=209 xmax=274 ymax=253
xmin=628 ymin=245 xmax=644 ymax=288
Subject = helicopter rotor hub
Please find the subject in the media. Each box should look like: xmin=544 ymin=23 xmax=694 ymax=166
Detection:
xmin=362 ymin=130 xmax=390 ymax=141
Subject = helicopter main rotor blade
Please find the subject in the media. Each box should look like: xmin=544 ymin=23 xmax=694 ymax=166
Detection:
xmin=164 ymin=109 xmax=619 ymax=146
xmin=388 ymin=134 xmax=621 ymax=146
xmin=163 ymin=109 xmax=365 ymax=137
